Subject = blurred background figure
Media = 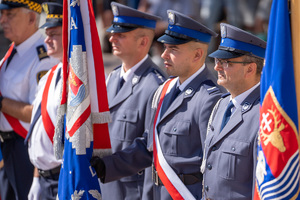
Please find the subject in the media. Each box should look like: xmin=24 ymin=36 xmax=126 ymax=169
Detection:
xmin=0 ymin=0 xmax=59 ymax=199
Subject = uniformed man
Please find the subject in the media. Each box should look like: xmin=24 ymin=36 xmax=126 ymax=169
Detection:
xmin=26 ymin=1 xmax=63 ymax=199
xmin=99 ymin=2 xmax=167 ymax=200
xmin=201 ymin=23 xmax=266 ymax=200
xmin=0 ymin=0 xmax=59 ymax=199
xmin=91 ymin=10 xmax=224 ymax=199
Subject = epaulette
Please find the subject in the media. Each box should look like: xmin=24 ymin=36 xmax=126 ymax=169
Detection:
xmin=151 ymin=68 xmax=166 ymax=83
xmin=202 ymin=80 xmax=221 ymax=95
xmin=36 ymin=45 xmax=49 ymax=61
xmin=36 ymin=70 xmax=49 ymax=84
xmin=113 ymin=65 xmax=122 ymax=72
xmin=221 ymin=92 xmax=231 ymax=98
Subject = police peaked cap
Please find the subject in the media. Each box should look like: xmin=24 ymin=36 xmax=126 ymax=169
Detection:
xmin=157 ymin=10 xmax=218 ymax=45
xmin=40 ymin=0 xmax=63 ymax=29
xmin=209 ymin=23 xmax=267 ymax=59
xmin=107 ymin=2 xmax=161 ymax=33
xmin=0 ymin=0 xmax=43 ymax=13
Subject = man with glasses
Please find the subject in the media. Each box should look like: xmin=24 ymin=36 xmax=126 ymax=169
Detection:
xmin=201 ymin=23 xmax=266 ymax=200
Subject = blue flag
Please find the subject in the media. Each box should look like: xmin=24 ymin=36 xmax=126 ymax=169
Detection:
xmin=254 ymin=0 xmax=300 ymax=199
xmin=55 ymin=0 xmax=111 ymax=199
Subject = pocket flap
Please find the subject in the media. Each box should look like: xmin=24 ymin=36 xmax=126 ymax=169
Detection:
xmin=163 ymin=121 xmax=191 ymax=136
xmin=222 ymin=139 xmax=250 ymax=156
xmin=116 ymin=108 xmax=138 ymax=123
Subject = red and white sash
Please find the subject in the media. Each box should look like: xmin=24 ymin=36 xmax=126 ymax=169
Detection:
xmin=41 ymin=64 xmax=59 ymax=143
xmin=152 ymin=78 xmax=196 ymax=200
xmin=0 ymin=43 xmax=28 ymax=138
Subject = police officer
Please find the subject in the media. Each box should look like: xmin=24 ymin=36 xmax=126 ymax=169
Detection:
xmin=26 ymin=1 xmax=63 ymax=200
xmin=100 ymin=2 xmax=167 ymax=200
xmin=0 ymin=0 xmax=58 ymax=199
xmin=91 ymin=10 xmax=224 ymax=200
xmin=201 ymin=23 xmax=266 ymax=200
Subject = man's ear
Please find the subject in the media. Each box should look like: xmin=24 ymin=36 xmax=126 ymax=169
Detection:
xmin=245 ymin=62 xmax=257 ymax=78
xmin=194 ymin=48 xmax=203 ymax=62
xmin=28 ymin=12 xmax=36 ymax=25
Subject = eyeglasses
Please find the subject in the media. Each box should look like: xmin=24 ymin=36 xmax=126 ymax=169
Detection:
xmin=214 ymin=58 xmax=252 ymax=68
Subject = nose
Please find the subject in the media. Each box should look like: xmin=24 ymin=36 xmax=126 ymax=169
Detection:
xmin=109 ymin=34 xmax=116 ymax=43
xmin=0 ymin=13 xmax=6 ymax=24
xmin=214 ymin=61 xmax=223 ymax=71
xmin=44 ymin=36 xmax=51 ymax=44
xmin=161 ymin=48 xmax=169 ymax=60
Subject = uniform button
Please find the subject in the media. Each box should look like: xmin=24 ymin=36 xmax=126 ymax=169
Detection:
xmin=231 ymin=147 xmax=235 ymax=151
xmin=173 ymin=127 xmax=177 ymax=132
xmin=212 ymin=146 xmax=217 ymax=151
xmin=122 ymin=114 xmax=126 ymax=119
xmin=205 ymin=185 xmax=209 ymax=191
xmin=207 ymin=164 xmax=212 ymax=170
xmin=137 ymin=171 xmax=143 ymax=175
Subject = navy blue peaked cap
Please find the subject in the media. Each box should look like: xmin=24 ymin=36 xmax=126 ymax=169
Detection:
xmin=107 ymin=2 xmax=161 ymax=33
xmin=40 ymin=0 xmax=63 ymax=29
xmin=157 ymin=10 xmax=217 ymax=45
xmin=209 ymin=23 xmax=267 ymax=59
xmin=0 ymin=0 xmax=43 ymax=13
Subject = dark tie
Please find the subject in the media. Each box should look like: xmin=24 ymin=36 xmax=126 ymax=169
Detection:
xmin=24 ymin=103 xmax=41 ymax=144
xmin=6 ymin=48 xmax=16 ymax=70
xmin=220 ymin=101 xmax=234 ymax=131
xmin=160 ymin=86 xmax=181 ymax=117
xmin=117 ymin=77 xmax=125 ymax=93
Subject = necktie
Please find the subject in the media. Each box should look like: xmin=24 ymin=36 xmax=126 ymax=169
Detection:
xmin=117 ymin=77 xmax=125 ymax=93
xmin=24 ymin=104 xmax=41 ymax=144
xmin=6 ymin=48 xmax=17 ymax=70
xmin=160 ymin=86 xmax=181 ymax=117
xmin=220 ymin=101 xmax=234 ymax=131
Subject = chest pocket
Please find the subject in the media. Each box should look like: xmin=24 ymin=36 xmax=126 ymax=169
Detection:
xmin=160 ymin=121 xmax=191 ymax=156
xmin=217 ymin=139 xmax=251 ymax=181
xmin=113 ymin=108 xmax=139 ymax=141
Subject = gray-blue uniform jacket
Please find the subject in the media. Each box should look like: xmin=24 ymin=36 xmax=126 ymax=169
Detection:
xmin=102 ymin=66 xmax=224 ymax=200
xmin=100 ymin=56 xmax=166 ymax=200
xmin=202 ymin=86 xmax=260 ymax=200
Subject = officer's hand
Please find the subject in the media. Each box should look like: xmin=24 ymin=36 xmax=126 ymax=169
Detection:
xmin=90 ymin=156 xmax=106 ymax=180
xmin=28 ymin=177 xmax=41 ymax=200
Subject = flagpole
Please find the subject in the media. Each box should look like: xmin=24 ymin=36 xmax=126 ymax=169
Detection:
xmin=291 ymin=0 xmax=300 ymax=138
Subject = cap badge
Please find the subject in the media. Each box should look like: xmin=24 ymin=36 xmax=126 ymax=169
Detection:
xmin=221 ymin=25 xmax=226 ymax=38
xmin=112 ymin=5 xmax=119 ymax=16
xmin=168 ymin=12 xmax=175 ymax=25
xmin=42 ymin=3 xmax=49 ymax=15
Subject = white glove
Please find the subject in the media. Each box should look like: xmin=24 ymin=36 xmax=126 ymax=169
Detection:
xmin=28 ymin=177 xmax=42 ymax=200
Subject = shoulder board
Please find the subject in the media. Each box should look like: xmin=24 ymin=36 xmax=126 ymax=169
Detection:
xmin=113 ymin=65 xmax=122 ymax=71
xmin=151 ymin=68 xmax=166 ymax=83
xmin=36 ymin=70 xmax=49 ymax=84
xmin=36 ymin=45 xmax=49 ymax=61
xmin=202 ymin=80 xmax=221 ymax=95
xmin=221 ymin=92 xmax=231 ymax=98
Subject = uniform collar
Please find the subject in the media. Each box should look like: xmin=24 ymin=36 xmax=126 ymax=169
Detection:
xmin=176 ymin=64 xmax=206 ymax=91
xmin=231 ymin=82 xmax=260 ymax=110
xmin=15 ymin=31 xmax=43 ymax=57
xmin=120 ymin=54 xmax=149 ymax=82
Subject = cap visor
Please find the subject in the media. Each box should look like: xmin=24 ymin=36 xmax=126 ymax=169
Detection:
xmin=40 ymin=22 xmax=62 ymax=29
xmin=157 ymin=34 xmax=190 ymax=45
xmin=106 ymin=24 xmax=136 ymax=33
xmin=0 ymin=4 xmax=12 ymax=10
xmin=208 ymin=49 xmax=244 ymax=59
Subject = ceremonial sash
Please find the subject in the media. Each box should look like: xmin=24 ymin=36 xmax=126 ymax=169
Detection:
xmin=152 ymin=78 xmax=196 ymax=200
xmin=0 ymin=43 xmax=14 ymax=69
xmin=41 ymin=64 xmax=59 ymax=144
xmin=0 ymin=43 xmax=28 ymax=138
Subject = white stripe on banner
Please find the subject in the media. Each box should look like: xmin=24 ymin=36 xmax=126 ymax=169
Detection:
xmin=154 ymin=78 xmax=196 ymax=200
xmin=259 ymin=151 xmax=300 ymax=200
xmin=80 ymin=0 xmax=99 ymax=112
